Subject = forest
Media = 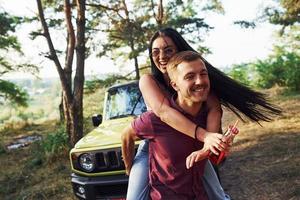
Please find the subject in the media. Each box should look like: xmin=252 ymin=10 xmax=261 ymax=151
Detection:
xmin=0 ymin=0 xmax=299 ymax=199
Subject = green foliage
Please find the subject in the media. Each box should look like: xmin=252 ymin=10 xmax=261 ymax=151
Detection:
xmin=40 ymin=126 xmax=69 ymax=159
xmin=280 ymin=52 xmax=300 ymax=91
xmin=254 ymin=59 xmax=282 ymax=88
xmin=233 ymin=21 xmax=256 ymax=29
xmin=44 ymin=128 xmax=68 ymax=153
xmin=0 ymin=79 xmax=29 ymax=106
xmin=0 ymin=78 xmax=61 ymax=130
xmin=251 ymin=2 xmax=300 ymax=91
xmin=254 ymin=48 xmax=300 ymax=91
xmin=91 ymin=0 xmax=223 ymax=78
xmin=228 ymin=36 xmax=300 ymax=92
xmin=231 ymin=19 xmax=300 ymax=92
xmin=0 ymin=11 xmax=39 ymax=107
xmin=228 ymin=64 xmax=253 ymax=86
xmin=83 ymin=87 xmax=105 ymax=134
xmin=202 ymin=0 xmax=225 ymax=14
xmin=0 ymin=11 xmax=39 ymax=75
xmin=263 ymin=0 xmax=300 ymax=32
xmin=0 ymin=12 xmax=22 ymax=51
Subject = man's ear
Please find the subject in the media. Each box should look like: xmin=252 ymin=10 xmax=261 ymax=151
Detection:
xmin=170 ymin=80 xmax=179 ymax=91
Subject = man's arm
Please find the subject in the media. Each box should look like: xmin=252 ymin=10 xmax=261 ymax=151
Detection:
xmin=186 ymin=143 xmax=210 ymax=169
xmin=121 ymin=124 xmax=139 ymax=175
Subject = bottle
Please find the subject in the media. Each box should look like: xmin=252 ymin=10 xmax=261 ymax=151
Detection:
xmin=209 ymin=120 xmax=239 ymax=165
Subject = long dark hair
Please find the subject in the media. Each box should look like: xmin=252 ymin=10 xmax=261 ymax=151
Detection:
xmin=148 ymin=27 xmax=281 ymax=122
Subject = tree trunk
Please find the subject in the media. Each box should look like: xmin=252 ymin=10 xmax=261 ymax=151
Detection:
xmin=133 ymin=55 xmax=140 ymax=80
xmin=122 ymin=0 xmax=140 ymax=80
xmin=130 ymin=39 xmax=139 ymax=80
xmin=59 ymin=92 xmax=65 ymax=123
xmin=36 ymin=0 xmax=86 ymax=147
xmin=68 ymin=102 xmax=82 ymax=146
xmin=69 ymin=0 xmax=86 ymax=146
xmin=157 ymin=0 xmax=164 ymax=26
xmin=151 ymin=0 xmax=164 ymax=26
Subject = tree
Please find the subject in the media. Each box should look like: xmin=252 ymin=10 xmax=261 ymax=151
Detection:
xmin=0 ymin=12 xmax=32 ymax=106
xmin=263 ymin=0 xmax=300 ymax=32
xmin=32 ymin=0 xmax=224 ymax=145
xmin=227 ymin=63 xmax=253 ymax=87
xmin=89 ymin=0 xmax=223 ymax=80
xmin=35 ymin=0 xmax=86 ymax=146
xmin=260 ymin=0 xmax=300 ymax=91
xmin=254 ymin=46 xmax=300 ymax=91
xmin=233 ymin=0 xmax=300 ymax=91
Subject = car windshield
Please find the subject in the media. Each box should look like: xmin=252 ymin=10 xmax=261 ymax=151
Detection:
xmin=105 ymin=83 xmax=147 ymax=120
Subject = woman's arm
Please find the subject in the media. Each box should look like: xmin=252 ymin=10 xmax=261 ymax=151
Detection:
xmin=201 ymin=93 xmax=227 ymax=154
xmin=139 ymin=74 xmax=224 ymax=154
xmin=186 ymin=94 xmax=230 ymax=168
xmin=206 ymin=93 xmax=223 ymax=132
xmin=140 ymin=74 xmax=196 ymax=136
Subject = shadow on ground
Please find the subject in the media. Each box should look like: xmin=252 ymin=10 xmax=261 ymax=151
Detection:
xmin=219 ymin=131 xmax=300 ymax=200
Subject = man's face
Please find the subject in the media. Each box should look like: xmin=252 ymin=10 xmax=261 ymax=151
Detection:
xmin=171 ymin=59 xmax=210 ymax=104
xmin=151 ymin=36 xmax=178 ymax=74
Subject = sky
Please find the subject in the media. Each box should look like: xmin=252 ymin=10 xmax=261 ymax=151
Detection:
xmin=0 ymin=0 xmax=279 ymax=79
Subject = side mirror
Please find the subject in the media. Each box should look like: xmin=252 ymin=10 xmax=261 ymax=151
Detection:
xmin=92 ymin=114 xmax=102 ymax=127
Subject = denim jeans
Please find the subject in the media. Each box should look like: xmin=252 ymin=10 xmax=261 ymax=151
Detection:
xmin=126 ymin=140 xmax=150 ymax=200
xmin=202 ymin=160 xmax=231 ymax=200
xmin=126 ymin=140 xmax=230 ymax=200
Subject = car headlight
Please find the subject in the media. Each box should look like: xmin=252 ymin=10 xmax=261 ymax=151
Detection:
xmin=79 ymin=153 xmax=95 ymax=172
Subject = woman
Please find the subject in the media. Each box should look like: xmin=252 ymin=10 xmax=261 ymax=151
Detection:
xmin=126 ymin=28 xmax=281 ymax=200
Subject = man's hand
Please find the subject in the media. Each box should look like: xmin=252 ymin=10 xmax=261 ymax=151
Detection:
xmin=121 ymin=125 xmax=138 ymax=176
xmin=186 ymin=149 xmax=208 ymax=169
xmin=124 ymin=160 xmax=133 ymax=175
xmin=186 ymin=141 xmax=212 ymax=169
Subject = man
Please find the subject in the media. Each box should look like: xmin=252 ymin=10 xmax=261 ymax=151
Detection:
xmin=121 ymin=51 xmax=218 ymax=199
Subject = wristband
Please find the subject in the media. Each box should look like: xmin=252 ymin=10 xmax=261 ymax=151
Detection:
xmin=194 ymin=125 xmax=200 ymax=140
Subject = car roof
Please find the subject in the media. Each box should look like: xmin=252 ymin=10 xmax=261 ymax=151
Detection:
xmin=107 ymin=80 xmax=139 ymax=92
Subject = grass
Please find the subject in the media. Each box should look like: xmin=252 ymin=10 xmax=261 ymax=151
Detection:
xmin=0 ymin=122 xmax=75 ymax=200
xmin=0 ymin=90 xmax=299 ymax=199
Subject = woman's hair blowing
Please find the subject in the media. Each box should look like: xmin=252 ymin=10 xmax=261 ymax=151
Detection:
xmin=148 ymin=27 xmax=281 ymax=122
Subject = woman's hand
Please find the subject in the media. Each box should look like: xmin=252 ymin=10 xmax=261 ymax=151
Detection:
xmin=203 ymin=132 xmax=227 ymax=155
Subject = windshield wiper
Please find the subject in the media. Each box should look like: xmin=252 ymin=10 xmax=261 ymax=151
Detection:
xmin=130 ymin=94 xmax=142 ymax=115
xmin=109 ymin=114 xmax=133 ymax=119
xmin=109 ymin=94 xmax=142 ymax=120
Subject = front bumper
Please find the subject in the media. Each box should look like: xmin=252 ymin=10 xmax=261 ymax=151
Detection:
xmin=71 ymin=173 xmax=128 ymax=200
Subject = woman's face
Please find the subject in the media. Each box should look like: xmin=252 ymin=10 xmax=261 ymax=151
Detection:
xmin=151 ymin=36 xmax=178 ymax=74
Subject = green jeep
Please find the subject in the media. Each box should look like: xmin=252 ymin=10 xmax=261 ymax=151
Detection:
xmin=69 ymin=81 xmax=147 ymax=200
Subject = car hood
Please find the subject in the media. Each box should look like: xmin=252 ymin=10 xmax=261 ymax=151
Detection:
xmin=74 ymin=116 xmax=135 ymax=149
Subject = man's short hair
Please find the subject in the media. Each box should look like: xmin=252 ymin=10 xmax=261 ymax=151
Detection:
xmin=167 ymin=51 xmax=203 ymax=81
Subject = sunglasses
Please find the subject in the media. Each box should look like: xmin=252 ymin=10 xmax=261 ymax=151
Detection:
xmin=150 ymin=47 xmax=177 ymax=58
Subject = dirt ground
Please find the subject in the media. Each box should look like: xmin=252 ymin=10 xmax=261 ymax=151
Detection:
xmin=219 ymin=96 xmax=300 ymax=200
xmin=0 ymin=93 xmax=299 ymax=199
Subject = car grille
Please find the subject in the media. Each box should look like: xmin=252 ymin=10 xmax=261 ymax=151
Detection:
xmin=95 ymin=149 xmax=124 ymax=172
xmin=73 ymin=147 xmax=138 ymax=173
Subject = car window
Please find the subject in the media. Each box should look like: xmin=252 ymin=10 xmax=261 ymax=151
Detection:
xmin=105 ymin=84 xmax=147 ymax=120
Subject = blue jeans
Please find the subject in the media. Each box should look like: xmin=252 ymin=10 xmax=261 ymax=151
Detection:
xmin=126 ymin=140 xmax=150 ymax=200
xmin=202 ymin=160 xmax=231 ymax=200
xmin=126 ymin=140 xmax=230 ymax=200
